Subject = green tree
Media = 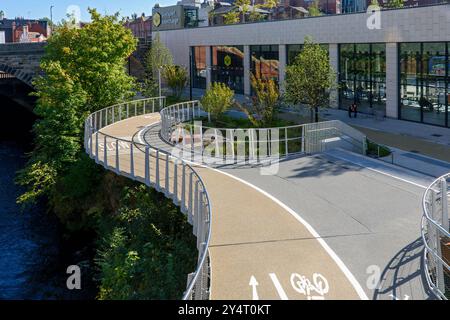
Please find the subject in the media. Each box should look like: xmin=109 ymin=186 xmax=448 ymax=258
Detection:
xmin=248 ymin=8 xmax=264 ymax=22
xmin=284 ymin=37 xmax=336 ymax=123
xmin=223 ymin=10 xmax=240 ymax=25
xmin=96 ymin=185 xmax=197 ymax=299
xmin=237 ymin=74 xmax=279 ymax=127
xmin=200 ymin=82 xmax=235 ymax=121
xmin=236 ymin=0 xmax=251 ymax=22
xmin=162 ymin=65 xmax=187 ymax=99
xmin=17 ymin=9 xmax=137 ymax=213
xmin=385 ymin=0 xmax=404 ymax=8
xmin=308 ymin=0 xmax=322 ymax=17
xmin=146 ymin=33 xmax=173 ymax=76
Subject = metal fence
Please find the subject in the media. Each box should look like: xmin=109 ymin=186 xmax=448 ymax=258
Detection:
xmin=160 ymin=101 xmax=367 ymax=165
xmin=422 ymin=173 xmax=450 ymax=300
xmin=84 ymin=96 xmax=212 ymax=300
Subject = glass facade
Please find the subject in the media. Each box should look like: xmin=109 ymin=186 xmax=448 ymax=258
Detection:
xmin=400 ymin=42 xmax=449 ymax=127
xmin=191 ymin=46 xmax=207 ymax=89
xmin=250 ymin=45 xmax=279 ymax=83
xmin=339 ymin=43 xmax=386 ymax=115
xmin=211 ymin=46 xmax=244 ymax=94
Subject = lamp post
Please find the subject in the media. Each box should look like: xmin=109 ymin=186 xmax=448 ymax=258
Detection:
xmin=158 ymin=66 xmax=162 ymax=97
xmin=50 ymin=5 xmax=54 ymax=35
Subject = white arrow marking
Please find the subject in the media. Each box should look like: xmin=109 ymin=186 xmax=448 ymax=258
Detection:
xmin=249 ymin=276 xmax=259 ymax=300
xmin=269 ymin=273 xmax=289 ymax=300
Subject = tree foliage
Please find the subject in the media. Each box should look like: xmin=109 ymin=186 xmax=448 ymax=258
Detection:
xmin=385 ymin=0 xmax=404 ymax=8
xmin=17 ymin=9 xmax=137 ymax=213
xmin=200 ymin=82 xmax=235 ymax=120
xmin=223 ymin=11 xmax=240 ymax=25
xmin=146 ymin=33 xmax=173 ymax=75
xmin=284 ymin=37 xmax=336 ymax=122
xmin=162 ymin=65 xmax=187 ymax=99
xmin=308 ymin=0 xmax=322 ymax=17
xmin=96 ymin=185 xmax=197 ymax=300
xmin=238 ymin=74 xmax=279 ymax=127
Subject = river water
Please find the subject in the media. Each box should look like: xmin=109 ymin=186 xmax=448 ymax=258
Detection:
xmin=0 ymin=141 xmax=68 ymax=299
xmin=0 ymin=95 xmax=95 ymax=299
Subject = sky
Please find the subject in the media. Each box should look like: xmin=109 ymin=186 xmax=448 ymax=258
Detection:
xmin=1 ymin=0 xmax=176 ymax=22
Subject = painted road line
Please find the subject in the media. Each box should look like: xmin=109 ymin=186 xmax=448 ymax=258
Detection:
xmin=268 ymin=273 xmax=289 ymax=300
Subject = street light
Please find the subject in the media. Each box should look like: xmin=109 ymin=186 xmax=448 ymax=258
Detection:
xmin=50 ymin=5 xmax=54 ymax=35
xmin=158 ymin=66 xmax=162 ymax=97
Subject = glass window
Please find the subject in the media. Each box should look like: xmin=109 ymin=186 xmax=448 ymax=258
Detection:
xmin=287 ymin=44 xmax=302 ymax=65
xmin=339 ymin=43 xmax=386 ymax=115
xmin=211 ymin=45 xmax=244 ymax=94
xmin=250 ymin=45 xmax=279 ymax=84
xmin=400 ymin=42 xmax=449 ymax=127
xmin=191 ymin=46 xmax=206 ymax=89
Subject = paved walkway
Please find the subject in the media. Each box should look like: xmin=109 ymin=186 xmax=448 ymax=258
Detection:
xmin=96 ymin=113 xmax=364 ymax=300
xmin=91 ymin=110 xmax=437 ymax=300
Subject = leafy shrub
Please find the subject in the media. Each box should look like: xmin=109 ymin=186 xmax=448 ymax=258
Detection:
xmin=200 ymin=82 xmax=235 ymax=121
xmin=163 ymin=65 xmax=188 ymax=99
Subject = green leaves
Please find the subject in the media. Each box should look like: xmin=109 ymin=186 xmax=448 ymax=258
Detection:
xmin=96 ymin=185 xmax=197 ymax=300
xmin=284 ymin=37 xmax=336 ymax=122
xmin=18 ymin=9 xmax=137 ymax=209
xmin=238 ymin=74 xmax=279 ymax=127
xmin=201 ymin=82 xmax=235 ymax=120
xmin=162 ymin=65 xmax=188 ymax=99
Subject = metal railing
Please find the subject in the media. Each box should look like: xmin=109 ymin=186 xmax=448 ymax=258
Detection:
xmin=421 ymin=173 xmax=450 ymax=300
xmin=160 ymin=101 xmax=367 ymax=165
xmin=84 ymin=96 xmax=212 ymax=300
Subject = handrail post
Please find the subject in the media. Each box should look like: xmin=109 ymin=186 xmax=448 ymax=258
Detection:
xmin=115 ymin=139 xmax=120 ymax=174
xmin=130 ymin=143 xmax=134 ymax=178
xmin=285 ymin=127 xmax=288 ymax=156
xmin=165 ymin=153 xmax=170 ymax=196
xmin=95 ymin=132 xmax=99 ymax=163
xmin=145 ymin=146 xmax=150 ymax=185
xmin=181 ymin=163 xmax=186 ymax=213
xmin=193 ymin=181 xmax=199 ymax=236
xmin=104 ymin=135 xmax=108 ymax=168
xmin=119 ymin=106 xmax=122 ymax=121
xmin=173 ymin=160 xmax=178 ymax=202
xmin=188 ymin=172 xmax=193 ymax=224
xmin=155 ymin=150 xmax=160 ymax=190
xmin=152 ymin=99 xmax=155 ymax=113
xmin=126 ymin=103 xmax=129 ymax=119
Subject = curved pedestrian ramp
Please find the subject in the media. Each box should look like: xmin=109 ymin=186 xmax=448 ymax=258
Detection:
xmin=85 ymin=97 xmax=377 ymax=300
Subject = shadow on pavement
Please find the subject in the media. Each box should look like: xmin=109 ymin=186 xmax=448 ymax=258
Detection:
xmin=373 ymin=237 xmax=435 ymax=300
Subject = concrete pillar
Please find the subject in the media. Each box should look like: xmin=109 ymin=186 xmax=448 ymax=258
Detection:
xmin=385 ymin=43 xmax=399 ymax=119
xmin=244 ymin=45 xmax=251 ymax=96
xmin=205 ymin=46 xmax=212 ymax=89
xmin=278 ymin=44 xmax=286 ymax=93
xmin=329 ymin=43 xmax=339 ymax=109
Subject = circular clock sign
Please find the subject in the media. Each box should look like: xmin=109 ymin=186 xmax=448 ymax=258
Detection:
xmin=224 ymin=55 xmax=232 ymax=67
xmin=153 ymin=12 xmax=161 ymax=27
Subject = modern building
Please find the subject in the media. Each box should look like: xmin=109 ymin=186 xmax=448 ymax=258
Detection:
xmin=155 ymin=3 xmax=450 ymax=128
xmin=0 ymin=18 xmax=50 ymax=43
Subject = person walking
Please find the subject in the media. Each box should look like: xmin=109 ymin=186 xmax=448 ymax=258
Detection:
xmin=348 ymin=104 xmax=353 ymax=118
xmin=353 ymin=103 xmax=358 ymax=118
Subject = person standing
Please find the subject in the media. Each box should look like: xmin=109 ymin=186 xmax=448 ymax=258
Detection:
xmin=348 ymin=104 xmax=353 ymax=118
xmin=353 ymin=103 xmax=358 ymax=118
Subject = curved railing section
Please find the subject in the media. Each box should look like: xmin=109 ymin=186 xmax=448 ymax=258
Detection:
xmin=422 ymin=173 xmax=450 ymax=300
xmin=84 ymin=96 xmax=212 ymax=300
xmin=159 ymin=101 xmax=367 ymax=165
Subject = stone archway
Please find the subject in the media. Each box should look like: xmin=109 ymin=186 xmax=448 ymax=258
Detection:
xmin=0 ymin=64 xmax=34 ymax=87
